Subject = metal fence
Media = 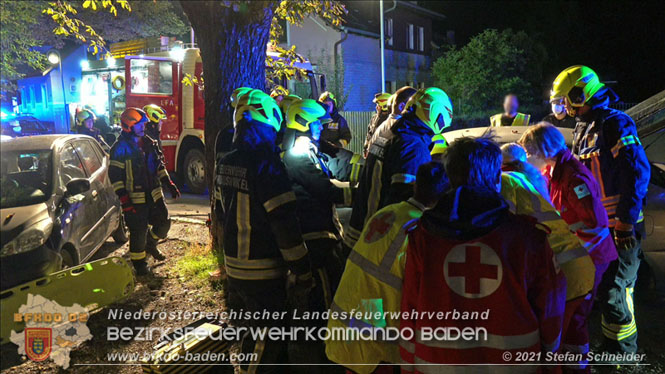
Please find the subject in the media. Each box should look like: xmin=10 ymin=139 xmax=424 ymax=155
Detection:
xmin=340 ymin=111 xmax=374 ymax=154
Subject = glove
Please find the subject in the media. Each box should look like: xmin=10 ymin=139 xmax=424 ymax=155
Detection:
xmin=614 ymin=221 xmax=638 ymax=251
xmin=167 ymin=182 xmax=181 ymax=199
xmin=319 ymin=140 xmax=340 ymax=157
xmin=119 ymin=195 xmax=136 ymax=214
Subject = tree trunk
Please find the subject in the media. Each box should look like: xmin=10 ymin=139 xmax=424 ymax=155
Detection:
xmin=179 ymin=1 xmax=274 ymax=251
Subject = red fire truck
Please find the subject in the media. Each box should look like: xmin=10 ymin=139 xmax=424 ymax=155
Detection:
xmin=124 ymin=48 xmax=325 ymax=193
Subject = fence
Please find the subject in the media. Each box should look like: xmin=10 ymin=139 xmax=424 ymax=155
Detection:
xmin=340 ymin=111 xmax=374 ymax=154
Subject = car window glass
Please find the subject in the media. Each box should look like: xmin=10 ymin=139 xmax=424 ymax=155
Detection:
xmin=74 ymin=140 xmax=102 ymax=175
xmin=60 ymin=144 xmax=87 ymax=186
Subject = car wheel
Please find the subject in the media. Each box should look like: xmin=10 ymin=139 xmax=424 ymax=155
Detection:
xmin=112 ymin=213 xmax=129 ymax=244
xmin=183 ymin=148 xmax=206 ymax=194
xmin=60 ymin=249 xmax=76 ymax=269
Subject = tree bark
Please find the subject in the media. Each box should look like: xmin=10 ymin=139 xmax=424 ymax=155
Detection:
xmin=179 ymin=1 xmax=274 ymax=251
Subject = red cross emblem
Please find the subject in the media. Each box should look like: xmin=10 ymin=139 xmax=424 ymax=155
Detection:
xmin=364 ymin=211 xmax=395 ymax=243
xmin=444 ymin=243 xmax=502 ymax=298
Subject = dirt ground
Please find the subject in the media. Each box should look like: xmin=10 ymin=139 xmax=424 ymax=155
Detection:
xmin=1 ymin=217 xmax=664 ymax=373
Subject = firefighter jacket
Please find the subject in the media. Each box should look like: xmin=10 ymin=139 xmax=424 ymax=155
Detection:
xmin=501 ymin=171 xmax=595 ymax=300
xmin=400 ymin=186 xmax=566 ymax=369
xmin=549 ymin=149 xmax=618 ymax=266
xmin=321 ymin=107 xmax=351 ymax=148
xmin=490 ymin=112 xmax=530 ymax=127
xmin=214 ymin=141 xmax=312 ymax=283
xmin=572 ymin=106 xmax=650 ymax=227
xmin=282 ymin=136 xmax=353 ymax=244
xmin=363 ymin=111 xmax=390 ymax=157
xmin=344 ymin=113 xmax=433 ymax=250
xmin=109 ymin=133 xmax=172 ymax=206
xmin=326 ymin=198 xmax=426 ymax=373
xmin=145 ymin=125 xmax=162 ymax=150
xmin=77 ymin=126 xmax=109 ymax=150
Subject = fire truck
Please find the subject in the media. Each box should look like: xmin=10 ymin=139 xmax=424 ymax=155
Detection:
xmin=124 ymin=48 xmax=325 ymax=193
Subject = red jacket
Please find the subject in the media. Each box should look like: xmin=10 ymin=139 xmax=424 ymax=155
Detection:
xmin=400 ymin=186 xmax=566 ymax=370
xmin=549 ymin=149 xmax=618 ymax=266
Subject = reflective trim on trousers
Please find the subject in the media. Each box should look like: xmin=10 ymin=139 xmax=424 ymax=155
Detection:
xmin=130 ymin=251 xmax=146 ymax=260
xmin=366 ymin=160 xmax=383 ymax=225
xmin=236 ymin=192 xmax=251 ymax=260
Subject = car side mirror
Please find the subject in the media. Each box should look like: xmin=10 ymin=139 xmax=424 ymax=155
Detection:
xmin=65 ymin=178 xmax=90 ymax=197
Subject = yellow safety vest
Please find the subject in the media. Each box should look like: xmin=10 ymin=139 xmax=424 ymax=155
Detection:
xmin=490 ymin=112 xmax=531 ymax=127
xmin=326 ymin=198 xmax=425 ymax=373
xmin=501 ymin=172 xmax=595 ymax=300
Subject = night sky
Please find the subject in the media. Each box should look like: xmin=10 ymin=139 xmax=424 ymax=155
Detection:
xmin=424 ymin=1 xmax=665 ymax=102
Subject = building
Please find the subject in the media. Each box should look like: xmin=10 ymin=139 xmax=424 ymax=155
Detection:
xmin=282 ymin=0 xmax=446 ymax=111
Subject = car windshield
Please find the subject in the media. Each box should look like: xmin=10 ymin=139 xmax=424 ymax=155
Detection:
xmin=0 ymin=150 xmax=52 ymax=208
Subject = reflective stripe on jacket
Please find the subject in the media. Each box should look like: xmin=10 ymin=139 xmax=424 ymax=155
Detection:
xmin=490 ymin=112 xmax=530 ymax=127
xmin=501 ymin=172 xmax=595 ymax=300
xmin=327 ymin=198 xmax=425 ymax=373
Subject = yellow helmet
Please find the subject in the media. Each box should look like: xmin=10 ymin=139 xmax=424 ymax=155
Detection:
xmin=286 ymin=99 xmax=331 ymax=132
xmin=76 ymin=109 xmax=95 ymax=126
xmin=373 ymin=92 xmax=391 ymax=111
xmin=279 ymin=94 xmax=302 ymax=114
xmin=143 ymin=104 xmax=167 ymax=123
xmin=270 ymin=85 xmax=289 ymax=98
xmin=430 ymin=133 xmax=449 ymax=156
xmin=234 ymin=90 xmax=283 ymax=131
xmin=230 ymin=87 xmax=253 ymax=108
xmin=318 ymin=91 xmax=336 ymax=106
xmin=404 ymin=87 xmax=453 ymax=134
xmin=551 ymin=65 xmax=605 ymax=107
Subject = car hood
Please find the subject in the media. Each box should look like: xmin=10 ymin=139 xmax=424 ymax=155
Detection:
xmin=0 ymin=203 xmax=50 ymax=247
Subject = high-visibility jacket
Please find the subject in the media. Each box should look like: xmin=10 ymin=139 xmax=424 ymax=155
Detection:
xmin=214 ymin=144 xmax=311 ymax=283
xmin=501 ymin=172 xmax=595 ymax=300
xmin=549 ymin=149 xmax=618 ymax=266
xmin=490 ymin=112 xmax=530 ymax=127
xmin=401 ymin=186 xmax=566 ymax=371
xmin=572 ymin=107 xmax=650 ymax=227
xmin=282 ymin=136 xmax=352 ymax=243
xmin=345 ymin=113 xmax=433 ymax=250
xmin=109 ymin=133 xmax=172 ymax=206
xmin=326 ymin=198 xmax=426 ymax=373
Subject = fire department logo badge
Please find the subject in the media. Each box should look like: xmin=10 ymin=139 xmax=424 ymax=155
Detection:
xmin=25 ymin=328 xmax=52 ymax=362
xmin=444 ymin=243 xmax=503 ymax=299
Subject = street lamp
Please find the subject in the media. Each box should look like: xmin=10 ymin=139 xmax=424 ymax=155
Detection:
xmin=47 ymin=49 xmax=69 ymax=131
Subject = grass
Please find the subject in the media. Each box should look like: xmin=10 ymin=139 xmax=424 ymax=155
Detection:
xmin=174 ymin=241 xmax=225 ymax=302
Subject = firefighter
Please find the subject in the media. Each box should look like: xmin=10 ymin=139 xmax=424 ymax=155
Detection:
xmin=490 ymin=94 xmax=531 ymax=126
xmin=215 ymin=87 xmax=254 ymax=162
xmin=551 ymin=65 xmax=649 ymax=354
xmin=109 ymin=108 xmax=181 ymax=276
xmin=542 ymin=97 xmax=577 ymax=128
xmin=363 ymin=92 xmax=391 ymax=157
xmin=519 ymin=123 xmax=617 ymax=372
xmin=318 ymin=91 xmax=351 ymax=149
xmin=143 ymin=104 xmax=167 ymax=150
xmin=214 ymin=89 xmax=313 ymax=373
xmin=326 ymin=162 xmax=448 ymax=373
xmin=281 ymin=98 xmax=352 ymax=369
xmin=401 ymin=137 xmax=566 ymax=369
xmin=366 ymin=86 xmax=417 ymax=153
xmin=343 ymin=87 xmax=452 ymax=254
xmin=75 ymin=109 xmax=110 ymax=150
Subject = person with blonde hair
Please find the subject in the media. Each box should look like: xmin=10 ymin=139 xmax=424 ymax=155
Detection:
xmin=519 ymin=122 xmax=617 ymax=371
xmin=500 ymin=142 xmax=550 ymax=202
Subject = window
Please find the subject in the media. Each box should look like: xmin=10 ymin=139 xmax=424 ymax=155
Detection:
xmin=130 ymin=59 xmax=173 ymax=95
xmin=386 ymin=18 xmax=393 ymax=46
xmin=418 ymin=26 xmax=425 ymax=52
xmin=407 ymin=24 xmax=414 ymax=50
xmin=74 ymin=140 xmax=102 ymax=175
xmin=59 ymin=144 xmax=87 ymax=186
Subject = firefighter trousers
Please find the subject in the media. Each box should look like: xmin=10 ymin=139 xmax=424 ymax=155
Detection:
xmin=597 ymin=226 xmax=643 ymax=353
xmin=561 ymin=262 xmax=609 ymax=373
xmin=228 ymin=278 xmax=288 ymax=374
xmin=124 ymin=197 xmax=171 ymax=266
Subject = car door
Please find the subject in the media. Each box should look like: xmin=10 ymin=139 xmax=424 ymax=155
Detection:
xmin=88 ymin=139 xmax=121 ymax=238
xmin=58 ymin=143 xmax=97 ymax=261
xmin=71 ymin=139 xmax=111 ymax=261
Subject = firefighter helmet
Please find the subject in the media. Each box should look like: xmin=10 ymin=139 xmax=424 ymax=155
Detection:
xmin=230 ymin=87 xmax=254 ymax=109
xmin=373 ymin=92 xmax=391 ymax=112
xmin=76 ymin=109 xmax=95 ymax=127
xmin=285 ymin=99 xmax=331 ymax=133
xmin=404 ymin=87 xmax=453 ymax=134
xmin=234 ymin=90 xmax=283 ymax=131
xmin=318 ymin=91 xmax=337 ymax=106
xmin=120 ymin=107 xmax=148 ymax=133
xmin=270 ymin=85 xmax=289 ymax=98
xmin=551 ymin=65 xmax=605 ymax=107
xmin=279 ymin=94 xmax=302 ymax=114
xmin=143 ymin=104 xmax=167 ymax=123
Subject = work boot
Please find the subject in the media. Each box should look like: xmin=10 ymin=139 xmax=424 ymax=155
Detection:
xmin=146 ymin=240 xmax=166 ymax=261
xmin=133 ymin=260 xmax=152 ymax=276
